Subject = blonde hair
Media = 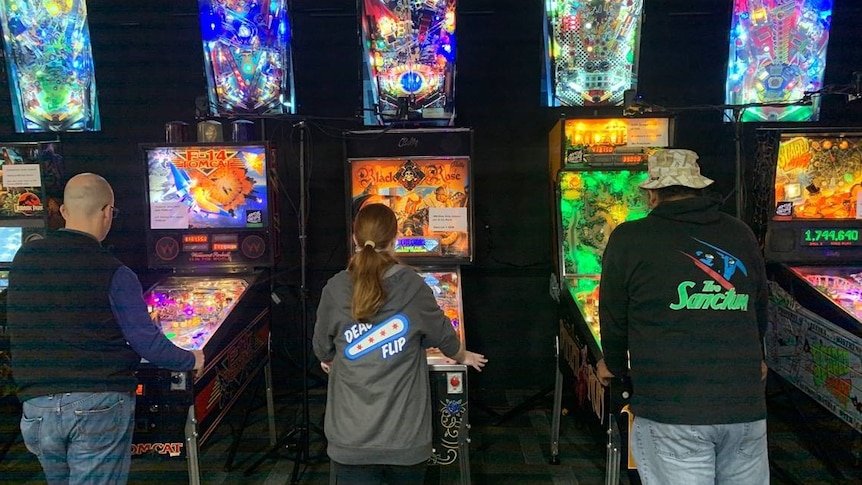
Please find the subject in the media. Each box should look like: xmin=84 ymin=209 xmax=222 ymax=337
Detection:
xmin=348 ymin=204 xmax=399 ymax=322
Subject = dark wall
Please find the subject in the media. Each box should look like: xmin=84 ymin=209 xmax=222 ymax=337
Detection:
xmin=1 ymin=1 xmax=860 ymax=400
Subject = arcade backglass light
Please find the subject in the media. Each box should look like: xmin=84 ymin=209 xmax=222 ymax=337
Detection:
xmin=0 ymin=0 xmax=100 ymax=132
xmin=345 ymin=128 xmax=473 ymax=480
xmin=542 ymin=0 xmax=644 ymax=107
xmin=724 ymin=0 xmax=833 ymax=122
xmin=132 ymin=142 xmax=277 ymax=483
xmin=359 ymin=0 xmax=457 ymax=125
xmin=198 ymin=0 xmax=295 ymax=115
xmin=760 ymin=129 xmax=862 ymax=433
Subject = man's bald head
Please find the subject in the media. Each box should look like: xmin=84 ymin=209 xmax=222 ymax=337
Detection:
xmin=61 ymin=173 xmax=115 ymax=241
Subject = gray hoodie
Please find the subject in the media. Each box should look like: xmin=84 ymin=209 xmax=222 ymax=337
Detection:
xmin=312 ymin=264 xmax=462 ymax=465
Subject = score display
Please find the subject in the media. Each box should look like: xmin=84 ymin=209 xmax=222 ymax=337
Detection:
xmin=800 ymin=228 xmax=862 ymax=246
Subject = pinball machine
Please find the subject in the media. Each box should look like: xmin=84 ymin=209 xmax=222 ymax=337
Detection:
xmin=757 ymin=128 xmax=862 ymax=435
xmin=344 ymin=128 xmax=474 ymax=484
xmin=0 ymin=140 xmax=64 ymax=456
xmin=548 ymin=115 xmax=672 ymax=480
xmin=130 ymin=142 xmax=279 ymax=485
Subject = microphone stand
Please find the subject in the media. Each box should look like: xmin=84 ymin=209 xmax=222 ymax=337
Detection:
xmin=245 ymin=121 xmax=323 ymax=483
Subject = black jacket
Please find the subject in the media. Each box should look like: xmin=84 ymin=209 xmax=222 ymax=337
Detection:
xmin=8 ymin=230 xmax=139 ymax=401
xmin=599 ymin=197 xmax=768 ymax=424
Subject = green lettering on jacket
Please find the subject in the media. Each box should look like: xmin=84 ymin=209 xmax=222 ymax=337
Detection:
xmin=669 ymin=281 xmax=749 ymax=311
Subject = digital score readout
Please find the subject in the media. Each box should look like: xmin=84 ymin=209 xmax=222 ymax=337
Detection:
xmin=212 ymin=233 xmax=239 ymax=251
xmin=182 ymin=234 xmax=209 ymax=251
xmin=800 ymin=228 xmax=862 ymax=247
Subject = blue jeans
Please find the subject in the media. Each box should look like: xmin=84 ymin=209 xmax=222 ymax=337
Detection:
xmin=20 ymin=392 xmax=136 ymax=485
xmin=632 ymin=415 xmax=769 ymax=485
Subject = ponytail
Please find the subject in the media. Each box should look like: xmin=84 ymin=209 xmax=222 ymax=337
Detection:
xmin=348 ymin=204 xmax=400 ymax=322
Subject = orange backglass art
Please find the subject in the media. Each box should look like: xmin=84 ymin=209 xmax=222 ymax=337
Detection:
xmin=774 ymin=135 xmax=862 ymax=219
xmin=349 ymin=157 xmax=470 ymax=259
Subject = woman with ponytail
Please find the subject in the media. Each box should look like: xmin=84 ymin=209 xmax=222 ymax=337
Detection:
xmin=313 ymin=203 xmax=487 ymax=484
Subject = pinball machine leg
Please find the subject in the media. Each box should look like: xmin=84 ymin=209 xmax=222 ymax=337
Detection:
xmin=184 ymin=405 xmax=202 ymax=485
xmin=551 ymin=336 xmax=563 ymax=465
xmin=605 ymin=414 xmax=621 ymax=485
xmin=457 ymin=410 xmax=472 ymax=485
xmin=265 ymin=359 xmax=276 ymax=446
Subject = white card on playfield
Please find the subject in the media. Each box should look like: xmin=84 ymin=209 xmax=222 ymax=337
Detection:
xmin=151 ymin=202 xmax=190 ymax=229
xmin=429 ymin=207 xmax=467 ymax=232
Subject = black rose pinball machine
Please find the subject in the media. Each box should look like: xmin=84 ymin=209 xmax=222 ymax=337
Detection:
xmin=130 ymin=142 xmax=279 ymax=484
xmin=345 ymin=128 xmax=474 ymax=484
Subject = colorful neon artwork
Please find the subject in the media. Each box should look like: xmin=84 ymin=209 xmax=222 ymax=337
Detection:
xmin=198 ymin=0 xmax=294 ymax=115
xmin=725 ymin=0 xmax=833 ymax=122
xmin=773 ymin=133 xmax=862 ymax=219
xmin=543 ymin=0 xmax=644 ymax=107
xmin=145 ymin=145 xmax=270 ymax=230
xmin=418 ymin=269 xmax=465 ymax=360
xmin=349 ymin=157 xmax=470 ymax=260
xmin=359 ymin=0 xmax=457 ymax=124
xmin=559 ymin=170 xmax=649 ymax=277
xmin=147 ymin=277 xmax=249 ymax=350
xmin=0 ymin=0 xmax=100 ymax=132
xmin=559 ymin=170 xmax=649 ymax=346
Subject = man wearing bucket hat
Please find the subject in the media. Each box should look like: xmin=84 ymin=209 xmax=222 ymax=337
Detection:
xmin=596 ymin=149 xmax=769 ymax=484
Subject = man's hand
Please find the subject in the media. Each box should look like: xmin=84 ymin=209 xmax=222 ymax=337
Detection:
xmin=320 ymin=361 xmax=332 ymax=374
xmin=596 ymin=359 xmax=615 ymax=387
xmin=192 ymin=350 xmax=205 ymax=377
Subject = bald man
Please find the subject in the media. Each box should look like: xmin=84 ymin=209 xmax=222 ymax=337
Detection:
xmin=7 ymin=173 xmax=204 ymax=485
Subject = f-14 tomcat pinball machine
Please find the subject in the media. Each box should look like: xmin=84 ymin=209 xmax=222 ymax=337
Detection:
xmin=345 ymin=128 xmax=474 ymax=484
xmin=757 ymin=128 xmax=862 ymax=437
xmin=548 ymin=115 xmax=672 ymax=480
xmin=131 ymin=142 xmax=278 ymax=484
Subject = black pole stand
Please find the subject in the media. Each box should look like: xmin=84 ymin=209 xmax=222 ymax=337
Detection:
xmin=245 ymin=121 xmax=324 ymax=482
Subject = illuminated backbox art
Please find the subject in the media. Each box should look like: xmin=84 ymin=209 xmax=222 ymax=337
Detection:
xmin=417 ymin=270 xmax=464 ymax=361
xmin=725 ymin=0 xmax=832 ymax=122
xmin=359 ymin=0 xmax=456 ymax=124
xmin=561 ymin=117 xmax=668 ymax=165
xmin=543 ymin=0 xmax=643 ymax=107
xmin=198 ymin=0 xmax=295 ymax=115
xmin=0 ymin=0 xmax=100 ymax=132
xmin=772 ymin=134 xmax=862 ymax=219
xmin=559 ymin=170 xmax=649 ymax=343
xmin=147 ymin=277 xmax=249 ymax=351
xmin=145 ymin=145 xmax=269 ymax=230
xmin=350 ymin=157 xmax=469 ymax=259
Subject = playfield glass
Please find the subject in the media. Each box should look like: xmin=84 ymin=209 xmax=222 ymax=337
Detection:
xmin=0 ymin=0 xmax=100 ymax=132
xmin=559 ymin=170 xmax=649 ymax=343
xmin=349 ymin=157 xmax=470 ymax=260
xmin=418 ymin=270 xmax=464 ymax=361
xmin=724 ymin=0 xmax=833 ymax=122
xmin=773 ymin=133 xmax=862 ymax=219
xmin=146 ymin=277 xmax=249 ymax=350
xmin=543 ymin=0 xmax=644 ymax=107
xmin=789 ymin=266 xmax=862 ymax=323
xmin=145 ymin=144 xmax=269 ymax=230
xmin=359 ymin=0 xmax=457 ymax=124
xmin=198 ymin=0 xmax=294 ymax=115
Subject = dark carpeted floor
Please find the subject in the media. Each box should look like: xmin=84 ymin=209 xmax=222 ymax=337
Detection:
xmin=2 ymin=373 xmax=862 ymax=484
